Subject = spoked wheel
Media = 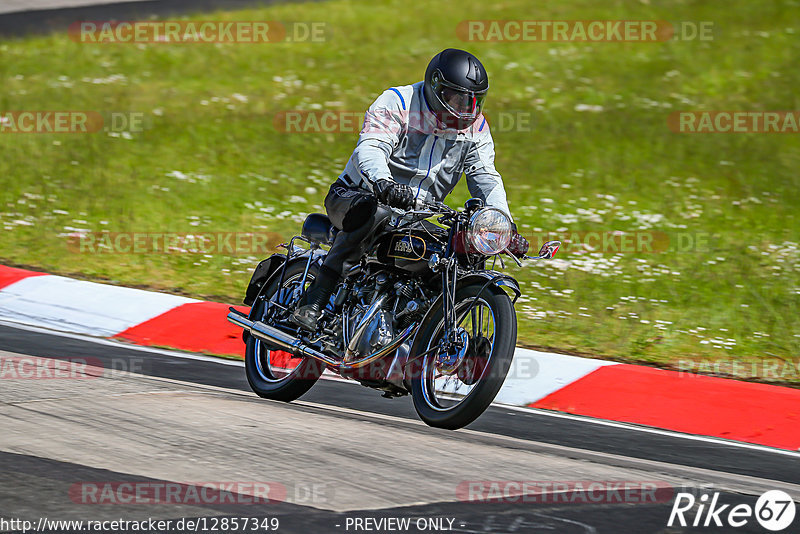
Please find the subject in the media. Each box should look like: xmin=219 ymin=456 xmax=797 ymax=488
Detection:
xmin=244 ymin=261 xmax=325 ymax=402
xmin=410 ymin=283 xmax=516 ymax=429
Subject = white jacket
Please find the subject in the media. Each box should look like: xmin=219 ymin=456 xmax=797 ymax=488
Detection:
xmin=339 ymin=81 xmax=512 ymax=220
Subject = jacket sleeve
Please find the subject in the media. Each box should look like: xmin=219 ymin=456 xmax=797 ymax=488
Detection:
xmin=350 ymin=89 xmax=407 ymax=191
xmin=463 ymin=120 xmax=513 ymax=221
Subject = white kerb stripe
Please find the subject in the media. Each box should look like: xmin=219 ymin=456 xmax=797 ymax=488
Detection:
xmin=494 ymin=347 xmax=618 ymax=405
xmin=0 ymin=275 xmax=196 ymax=337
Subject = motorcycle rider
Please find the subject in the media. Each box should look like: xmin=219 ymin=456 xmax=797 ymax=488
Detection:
xmin=291 ymin=48 xmax=529 ymax=331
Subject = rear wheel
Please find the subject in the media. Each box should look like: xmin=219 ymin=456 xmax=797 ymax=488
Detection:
xmin=245 ymin=261 xmax=325 ymax=402
xmin=410 ymin=283 xmax=516 ymax=429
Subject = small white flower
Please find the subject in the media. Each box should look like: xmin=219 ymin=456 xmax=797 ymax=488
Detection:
xmin=574 ymin=104 xmax=604 ymax=112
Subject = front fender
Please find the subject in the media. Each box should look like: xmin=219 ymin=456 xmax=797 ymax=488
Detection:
xmin=457 ymin=271 xmax=521 ymax=303
xmin=407 ymin=271 xmax=520 ymax=363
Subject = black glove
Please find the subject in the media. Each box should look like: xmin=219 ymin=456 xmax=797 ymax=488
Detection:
xmin=508 ymin=223 xmax=529 ymax=257
xmin=373 ymin=179 xmax=415 ymax=210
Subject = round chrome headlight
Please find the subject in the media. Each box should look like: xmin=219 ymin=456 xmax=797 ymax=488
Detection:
xmin=466 ymin=208 xmax=512 ymax=255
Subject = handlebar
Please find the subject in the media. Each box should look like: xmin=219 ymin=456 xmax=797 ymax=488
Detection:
xmin=382 ymin=199 xmax=455 ymax=217
xmin=415 ymin=198 xmax=456 ymax=215
xmin=386 ymin=200 xmax=561 ymax=262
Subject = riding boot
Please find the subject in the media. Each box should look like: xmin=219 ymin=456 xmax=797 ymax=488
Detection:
xmin=291 ymin=265 xmax=340 ymax=331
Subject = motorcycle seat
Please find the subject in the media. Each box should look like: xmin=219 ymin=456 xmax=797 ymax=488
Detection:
xmin=301 ymin=213 xmax=338 ymax=246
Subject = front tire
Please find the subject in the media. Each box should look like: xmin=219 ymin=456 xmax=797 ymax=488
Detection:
xmin=245 ymin=261 xmax=325 ymax=402
xmin=410 ymin=283 xmax=516 ymax=429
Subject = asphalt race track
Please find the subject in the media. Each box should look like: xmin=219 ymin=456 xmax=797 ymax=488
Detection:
xmin=1 ymin=322 xmax=798 ymax=533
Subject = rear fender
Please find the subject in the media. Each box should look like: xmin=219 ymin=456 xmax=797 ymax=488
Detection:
xmin=243 ymin=249 xmax=324 ymax=310
xmin=243 ymin=254 xmax=283 ymax=307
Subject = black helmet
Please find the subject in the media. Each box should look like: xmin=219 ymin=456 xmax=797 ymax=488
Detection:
xmin=423 ymin=48 xmax=489 ymax=129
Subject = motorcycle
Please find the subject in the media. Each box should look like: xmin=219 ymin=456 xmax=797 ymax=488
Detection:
xmin=227 ymin=196 xmax=560 ymax=429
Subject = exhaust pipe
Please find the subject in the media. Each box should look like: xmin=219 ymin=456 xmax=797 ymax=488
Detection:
xmin=227 ymin=309 xmax=340 ymax=367
xmin=227 ymin=308 xmax=416 ymax=371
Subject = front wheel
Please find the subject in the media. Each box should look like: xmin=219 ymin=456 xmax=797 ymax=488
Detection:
xmin=410 ymin=283 xmax=517 ymax=429
xmin=245 ymin=261 xmax=325 ymax=402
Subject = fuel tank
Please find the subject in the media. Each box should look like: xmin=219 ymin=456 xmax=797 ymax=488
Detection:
xmin=374 ymin=228 xmax=446 ymax=273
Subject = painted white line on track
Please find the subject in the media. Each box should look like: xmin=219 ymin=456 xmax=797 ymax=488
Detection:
xmin=1 ymin=319 xmax=797 ymax=457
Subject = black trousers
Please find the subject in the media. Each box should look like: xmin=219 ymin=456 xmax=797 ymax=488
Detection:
xmin=321 ymin=180 xmax=392 ymax=276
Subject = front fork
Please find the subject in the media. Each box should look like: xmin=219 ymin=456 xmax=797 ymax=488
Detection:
xmin=440 ymin=222 xmax=461 ymax=347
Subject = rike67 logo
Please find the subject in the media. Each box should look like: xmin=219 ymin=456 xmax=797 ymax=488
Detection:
xmin=668 ymin=490 xmax=796 ymax=531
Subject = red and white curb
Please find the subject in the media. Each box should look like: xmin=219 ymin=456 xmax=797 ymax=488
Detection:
xmin=0 ymin=264 xmax=798 ymax=451
xmin=0 ymin=265 xmax=246 ymax=355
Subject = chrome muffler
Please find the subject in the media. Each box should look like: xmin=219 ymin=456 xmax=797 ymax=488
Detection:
xmin=227 ymin=308 xmax=417 ymax=371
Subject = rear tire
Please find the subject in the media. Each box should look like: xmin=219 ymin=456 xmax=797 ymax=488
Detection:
xmin=245 ymin=261 xmax=325 ymax=402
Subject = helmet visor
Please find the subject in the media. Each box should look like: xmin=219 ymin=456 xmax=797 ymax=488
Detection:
xmin=437 ymin=85 xmax=486 ymax=119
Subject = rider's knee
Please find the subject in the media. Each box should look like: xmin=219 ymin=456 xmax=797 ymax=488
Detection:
xmin=341 ymin=194 xmax=378 ymax=232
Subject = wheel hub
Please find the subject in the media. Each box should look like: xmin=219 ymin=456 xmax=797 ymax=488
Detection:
xmin=435 ymin=328 xmax=469 ymax=375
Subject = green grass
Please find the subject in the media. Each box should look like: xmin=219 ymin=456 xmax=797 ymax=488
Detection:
xmin=1 ymin=0 xmax=799 ymax=383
